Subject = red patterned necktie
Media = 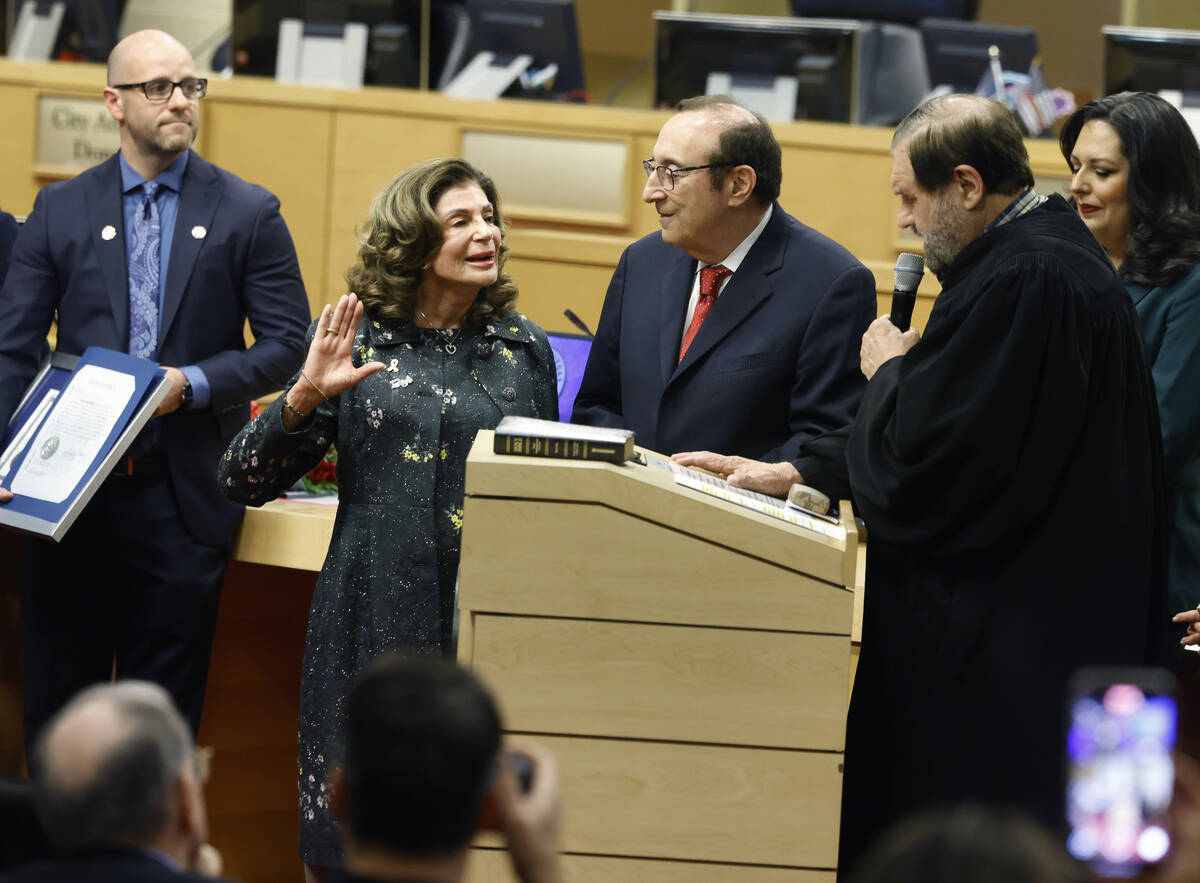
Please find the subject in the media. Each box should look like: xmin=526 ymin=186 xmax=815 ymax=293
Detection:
xmin=679 ymin=264 xmax=731 ymax=363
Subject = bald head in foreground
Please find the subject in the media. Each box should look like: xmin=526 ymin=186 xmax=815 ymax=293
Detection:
xmin=7 ymin=682 xmax=224 ymax=882
xmin=835 ymin=94 xmax=1167 ymax=874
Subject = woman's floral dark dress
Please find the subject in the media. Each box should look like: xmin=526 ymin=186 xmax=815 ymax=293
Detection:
xmin=219 ymin=311 xmax=557 ymax=865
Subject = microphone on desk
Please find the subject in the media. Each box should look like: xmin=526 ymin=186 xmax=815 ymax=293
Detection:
xmin=889 ymin=252 xmax=925 ymax=332
xmin=563 ymin=308 xmax=594 ymax=338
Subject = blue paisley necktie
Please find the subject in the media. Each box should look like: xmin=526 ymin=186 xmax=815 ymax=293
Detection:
xmin=128 ymin=180 xmax=161 ymax=359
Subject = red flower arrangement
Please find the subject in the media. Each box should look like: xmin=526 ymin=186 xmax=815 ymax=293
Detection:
xmin=302 ymin=446 xmax=338 ymax=494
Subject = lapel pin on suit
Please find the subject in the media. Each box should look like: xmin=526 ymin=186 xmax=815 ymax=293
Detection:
xmin=191 ymin=225 xmax=207 ymax=239
xmin=101 ymin=225 xmax=117 ymax=241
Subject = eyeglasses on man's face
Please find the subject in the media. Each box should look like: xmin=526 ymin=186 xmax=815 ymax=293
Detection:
xmin=642 ymin=159 xmax=741 ymax=191
xmin=112 ymin=77 xmax=208 ymax=102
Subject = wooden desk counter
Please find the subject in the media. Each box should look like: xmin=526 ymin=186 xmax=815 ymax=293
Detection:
xmin=232 ymin=498 xmax=335 ymax=571
xmin=200 ymin=500 xmax=333 ymax=883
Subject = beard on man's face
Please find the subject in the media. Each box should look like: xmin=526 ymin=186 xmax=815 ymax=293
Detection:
xmin=915 ymin=189 xmax=970 ymax=276
xmin=146 ymin=121 xmax=194 ymax=155
xmin=125 ymin=107 xmax=196 ymax=157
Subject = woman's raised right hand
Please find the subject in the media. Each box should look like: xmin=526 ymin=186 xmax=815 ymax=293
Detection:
xmin=291 ymin=294 xmax=385 ymax=412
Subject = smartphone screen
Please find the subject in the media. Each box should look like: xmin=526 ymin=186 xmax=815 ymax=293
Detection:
xmin=1066 ymin=667 xmax=1176 ymax=876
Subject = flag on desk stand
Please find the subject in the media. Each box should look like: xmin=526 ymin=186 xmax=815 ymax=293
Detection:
xmin=1029 ymin=59 xmax=1058 ymax=125
xmin=974 ymin=45 xmax=1011 ymax=110
xmin=987 ymin=45 xmax=1006 ymax=100
xmin=1010 ymin=58 xmax=1055 ymax=136
xmin=974 ymin=46 xmax=1074 ymax=137
xmin=974 ymin=44 xmax=1015 ymax=110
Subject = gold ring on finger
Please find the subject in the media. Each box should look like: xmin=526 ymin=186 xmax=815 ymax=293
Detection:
xmin=325 ymin=326 xmax=340 ymax=334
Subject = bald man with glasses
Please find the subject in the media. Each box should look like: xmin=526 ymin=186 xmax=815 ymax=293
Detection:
xmin=573 ymin=96 xmax=876 ymax=491
xmin=0 ymin=29 xmax=310 ymax=751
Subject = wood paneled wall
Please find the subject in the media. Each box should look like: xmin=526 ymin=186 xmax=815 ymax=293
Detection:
xmin=0 ymin=58 xmax=1073 ymax=337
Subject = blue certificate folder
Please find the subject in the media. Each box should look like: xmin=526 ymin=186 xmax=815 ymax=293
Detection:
xmin=0 ymin=346 xmax=170 ymax=541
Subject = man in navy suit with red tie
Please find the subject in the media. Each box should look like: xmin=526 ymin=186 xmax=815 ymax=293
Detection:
xmin=573 ymin=96 xmax=876 ymax=491
xmin=0 ymin=30 xmax=310 ymax=750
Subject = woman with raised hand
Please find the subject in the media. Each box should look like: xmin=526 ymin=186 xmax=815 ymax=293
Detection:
xmin=219 ymin=158 xmax=558 ymax=879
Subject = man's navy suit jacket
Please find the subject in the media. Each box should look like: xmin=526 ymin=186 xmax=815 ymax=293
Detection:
xmin=0 ymin=151 xmax=309 ymax=546
xmin=0 ymin=211 xmax=18 ymax=288
xmin=573 ymin=205 xmax=876 ymax=463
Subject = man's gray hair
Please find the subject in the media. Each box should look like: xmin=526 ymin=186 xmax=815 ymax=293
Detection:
xmin=32 ymin=681 xmax=193 ymax=852
xmin=892 ymin=94 xmax=1034 ymax=197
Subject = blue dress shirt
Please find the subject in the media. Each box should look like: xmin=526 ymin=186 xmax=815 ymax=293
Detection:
xmin=119 ymin=151 xmax=211 ymax=409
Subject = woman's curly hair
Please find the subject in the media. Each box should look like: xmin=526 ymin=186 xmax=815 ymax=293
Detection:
xmin=346 ymin=158 xmax=518 ymax=324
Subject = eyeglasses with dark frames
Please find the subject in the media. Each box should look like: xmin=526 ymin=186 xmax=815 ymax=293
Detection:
xmin=111 ymin=77 xmax=208 ymax=102
xmin=642 ymin=159 xmax=741 ymax=191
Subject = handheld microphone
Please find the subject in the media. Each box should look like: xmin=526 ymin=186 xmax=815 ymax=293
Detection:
xmin=889 ymin=252 xmax=925 ymax=332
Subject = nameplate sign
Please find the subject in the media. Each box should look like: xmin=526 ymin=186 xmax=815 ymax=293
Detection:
xmin=35 ymin=95 xmax=119 ymax=173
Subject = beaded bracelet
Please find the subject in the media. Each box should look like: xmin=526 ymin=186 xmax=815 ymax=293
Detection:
xmin=282 ymin=394 xmax=312 ymax=420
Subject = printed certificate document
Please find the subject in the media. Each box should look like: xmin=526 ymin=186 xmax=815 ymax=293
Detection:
xmin=0 ymin=347 xmax=170 ymax=541
xmin=12 ymin=364 xmax=136 ymax=503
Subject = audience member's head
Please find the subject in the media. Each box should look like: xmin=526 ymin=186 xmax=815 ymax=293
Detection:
xmin=848 ymin=805 xmax=1080 ymax=883
xmin=31 ymin=681 xmax=209 ymax=867
xmin=340 ymin=654 xmax=501 ymax=856
xmin=334 ymin=654 xmax=563 ymax=883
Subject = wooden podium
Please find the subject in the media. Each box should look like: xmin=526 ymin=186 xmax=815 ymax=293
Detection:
xmin=458 ymin=432 xmax=857 ymax=882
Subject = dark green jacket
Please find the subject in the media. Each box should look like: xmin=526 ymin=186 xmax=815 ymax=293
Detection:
xmin=1129 ymin=261 xmax=1200 ymax=612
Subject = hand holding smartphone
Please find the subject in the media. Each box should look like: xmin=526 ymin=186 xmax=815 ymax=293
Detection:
xmin=1066 ymin=666 xmax=1177 ymax=876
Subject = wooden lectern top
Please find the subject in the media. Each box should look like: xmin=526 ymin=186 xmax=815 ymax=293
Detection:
xmin=466 ymin=430 xmax=857 ymax=588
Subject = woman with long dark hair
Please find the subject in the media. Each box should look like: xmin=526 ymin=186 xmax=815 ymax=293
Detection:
xmin=1061 ymin=92 xmax=1200 ymax=623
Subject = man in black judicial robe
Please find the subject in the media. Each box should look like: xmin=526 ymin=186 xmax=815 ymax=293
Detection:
xmin=837 ymin=94 xmax=1170 ymax=872
xmin=681 ymin=95 xmax=1168 ymax=875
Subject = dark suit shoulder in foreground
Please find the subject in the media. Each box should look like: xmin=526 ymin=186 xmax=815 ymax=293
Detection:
xmin=1 ymin=849 xmax=229 ymax=883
